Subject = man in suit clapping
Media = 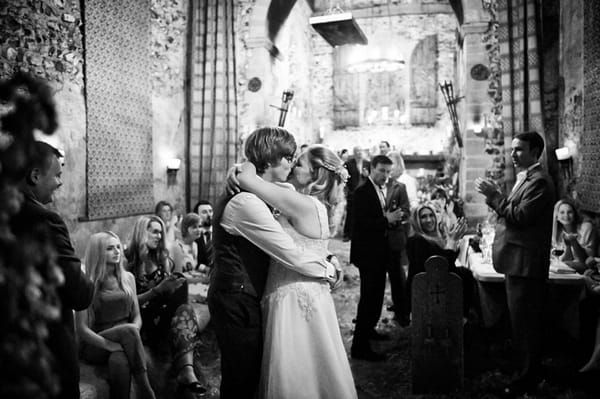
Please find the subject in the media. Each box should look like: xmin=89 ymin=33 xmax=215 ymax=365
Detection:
xmin=476 ymin=131 xmax=555 ymax=398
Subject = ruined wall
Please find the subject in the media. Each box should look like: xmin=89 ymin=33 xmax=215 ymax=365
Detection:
xmin=559 ymin=0 xmax=583 ymax=181
xmin=0 ymin=0 xmax=188 ymax=256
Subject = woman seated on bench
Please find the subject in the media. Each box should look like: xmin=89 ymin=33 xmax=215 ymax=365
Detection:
xmin=126 ymin=215 xmax=206 ymax=396
xmin=406 ymin=204 xmax=474 ymax=319
xmin=76 ymin=231 xmax=156 ymax=399
xmin=551 ymin=198 xmax=596 ymax=273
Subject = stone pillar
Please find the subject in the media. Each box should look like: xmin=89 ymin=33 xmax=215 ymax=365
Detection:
xmin=459 ymin=21 xmax=491 ymax=224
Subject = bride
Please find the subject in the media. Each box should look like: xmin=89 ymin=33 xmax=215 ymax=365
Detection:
xmin=236 ymin=144 xmax=357 ymax=399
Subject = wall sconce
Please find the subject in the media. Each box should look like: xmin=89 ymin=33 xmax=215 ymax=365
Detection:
xmin=555 ymin=147 xmax=573 ymax=180
xmin=166 ymin=158 xmax=181 ymax=185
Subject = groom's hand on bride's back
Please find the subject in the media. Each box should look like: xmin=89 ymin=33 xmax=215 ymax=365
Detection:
xmin=326 ymin=255 xmax=344 ymax=291
xmin=225 ymin=164 xmax=242 ymax=195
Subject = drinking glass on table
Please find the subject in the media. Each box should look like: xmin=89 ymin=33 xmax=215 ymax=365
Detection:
xmin=551 ymin=242 xmax=566 ymax=265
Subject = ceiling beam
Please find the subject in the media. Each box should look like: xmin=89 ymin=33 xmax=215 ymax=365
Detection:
xmin=313 ymin=3 xmax=454 ymax=18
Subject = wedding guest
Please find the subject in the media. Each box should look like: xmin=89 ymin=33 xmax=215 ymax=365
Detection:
xmin=193 ymin=200 xmax=214 ymax=271
xmin=551 ymin=198 xmax=596 ymax=273
xmin=154 ymin=201 xmax=179 ymax=247
xmin=379 ymin=141 xmax=391 ymax=156
xmin=76 ymin=232 xmax=156 ymax=399
xmin=125 ymin=215 xmax=206 ymax=396
xmin=170 ymin=213 xmax=203 ymax=273
xmin=475 ymin=131 xmax=556 ymax=397
xmin=12 ymin=141 xmax=95 ymax=399
xmin=406 ymin=204 xmax=474 ymax=318
xmin=388 ymin=152 xmax=418 ymax=209
xmin=343 ymin=146 xmax=370 ymax=241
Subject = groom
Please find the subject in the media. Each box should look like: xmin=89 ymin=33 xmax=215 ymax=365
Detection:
xmin=207 ymin=127 xmax=338 ymax=399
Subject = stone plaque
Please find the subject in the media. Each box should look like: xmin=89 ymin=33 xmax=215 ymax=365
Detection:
xmin=411 ymin=255 xmax=463 ymax=394
xmin=248 ymin=77 xmax=262 ymax=92
xmin=470 ymin=64 xmax=490 ymax=81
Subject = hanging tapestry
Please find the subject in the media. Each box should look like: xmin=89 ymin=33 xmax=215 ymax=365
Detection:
xmin=85 ymin=0 xmax=153 ymax=219
xmin=188 ymin=0 xmax=239 ymax=207
xmin=578 ymin=1 xmax=600 ymax=213
xmin=497 ymin=0 xmax=543 ymax=188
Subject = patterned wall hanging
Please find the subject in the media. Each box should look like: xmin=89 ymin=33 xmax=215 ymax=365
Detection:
xmin=497 ymin=0 xmax=543 ymax=189
xmin=85 ymin=0 xmax=154 ymax=219
xmin=578 ymin=1 xmax=600 ymax=213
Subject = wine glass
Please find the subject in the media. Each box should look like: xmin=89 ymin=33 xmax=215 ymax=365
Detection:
xmin=551 ymin=242 xmax=565 ymax=265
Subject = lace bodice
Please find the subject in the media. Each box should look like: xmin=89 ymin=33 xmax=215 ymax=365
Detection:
xmin=263 ymin=197 xmax=331 ymax=320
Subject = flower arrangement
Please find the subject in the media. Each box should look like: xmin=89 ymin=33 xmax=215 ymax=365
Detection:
xmin=0 ymin=73 xmax=62 ymax=398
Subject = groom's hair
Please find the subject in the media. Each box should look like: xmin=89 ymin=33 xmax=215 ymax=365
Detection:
xmin=244 ymin=127 xmax=297 ymax=174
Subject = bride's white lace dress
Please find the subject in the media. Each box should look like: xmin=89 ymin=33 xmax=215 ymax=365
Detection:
xmin=259 ymin=197 xmax=357 ymax=399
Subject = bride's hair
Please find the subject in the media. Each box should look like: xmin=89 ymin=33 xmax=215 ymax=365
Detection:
xmin=302 ymin=145 xmax=348 ymax=231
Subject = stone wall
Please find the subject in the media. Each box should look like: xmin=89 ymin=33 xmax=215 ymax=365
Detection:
xmin=559 ymin=0 xmax=583 ymax=185
xmin=0 ymin=0 xmax=189 ymax=257
xmin=322 ymin=12 xmax=458 ymax=155
xmin=236 ymin=0 xmax=321 ymax=146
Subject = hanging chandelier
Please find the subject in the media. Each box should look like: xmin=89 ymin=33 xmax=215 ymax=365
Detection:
xmin=345 ymin=0 xmax=404 ymax=74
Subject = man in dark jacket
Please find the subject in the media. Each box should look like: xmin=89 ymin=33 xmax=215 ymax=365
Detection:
xmin=12 ymin=141 xmax=94 ymax=399
xmin=350 ymin=155 xmax=405 ymax=361
xmin=342 ymin=146 xmax=369 ymax=241
xmin=476 ymin=131 xmax=555 ymax=397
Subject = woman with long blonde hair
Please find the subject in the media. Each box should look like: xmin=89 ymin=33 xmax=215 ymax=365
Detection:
xmin=125 ymin=215 xmax=206 ymax=396
xmin=235 ymin=143 xmax=357 ymax=399
xmin=76 ymin=231 xmax=156 ymax=399
xmin=551 ymin=198 xmax=595 ymax=273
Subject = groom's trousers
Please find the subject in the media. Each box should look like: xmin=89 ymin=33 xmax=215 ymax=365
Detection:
xmin=208 ymin=289 xmax=263 ymax=399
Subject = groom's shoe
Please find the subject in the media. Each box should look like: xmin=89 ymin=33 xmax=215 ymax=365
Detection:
xmin=351 ymin=346 xmax=386 ymax=362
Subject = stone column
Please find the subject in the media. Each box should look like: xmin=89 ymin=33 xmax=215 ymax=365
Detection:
xmin=459 ymin=21 xmax=491 ymax=224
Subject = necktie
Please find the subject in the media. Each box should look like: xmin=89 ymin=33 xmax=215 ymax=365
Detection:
xmin=376 ymin=185 xmax=386 ymax=210
xmin=204 ymin=231 xmax=211 ymax=245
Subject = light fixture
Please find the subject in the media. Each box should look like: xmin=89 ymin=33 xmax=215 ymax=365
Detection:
xmin=345 ymin=0 xmax=404 ymax=74
xmin=555 ymin=147 xmax=573 ymax=181
xmin=166 ymin=158 xmax=181 ymax=177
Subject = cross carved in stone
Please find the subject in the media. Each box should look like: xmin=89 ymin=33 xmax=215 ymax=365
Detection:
xmin=429 ymin=283 xmax=446 ymax=304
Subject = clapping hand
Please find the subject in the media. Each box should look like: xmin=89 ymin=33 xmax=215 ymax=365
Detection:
xmin=448 ymin=217 xmax=467 ymax=241
xmin=562 ymin=232 xmax=579 ymax=245
xmin=474 ymin=177 xmax=500 ymax=199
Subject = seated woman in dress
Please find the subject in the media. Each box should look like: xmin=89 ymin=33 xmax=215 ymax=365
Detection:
xmin=76 ymin=231 xmax=156 ymax=399
xmin=406 ymin=204 xmax=473 ymax=318
xmin=125 ymin=215 xmax=206 ymax=396
xmin=170 ymin=213 xmax=202 ymax=273
xmin=551 ymin=198 xmax=596 ymax=273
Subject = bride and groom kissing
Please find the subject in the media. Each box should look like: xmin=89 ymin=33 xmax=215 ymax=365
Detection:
xmin=207 ymin=127 xmax=358 ymax=399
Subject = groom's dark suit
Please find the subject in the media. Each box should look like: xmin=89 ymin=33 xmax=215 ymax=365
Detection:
xmin=350 ymin=178 xmax=390 ymax=350
xmin=208 ymin=191 xmax=333 ymax=399
xmin=487 ymin=164 xmax=555 ymax=386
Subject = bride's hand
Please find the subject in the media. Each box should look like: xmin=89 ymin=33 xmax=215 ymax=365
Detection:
xmin=237 ymin=162 xmax=257 ymax=190
xmin=225 ymin=164 xmax=242 ymax=195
